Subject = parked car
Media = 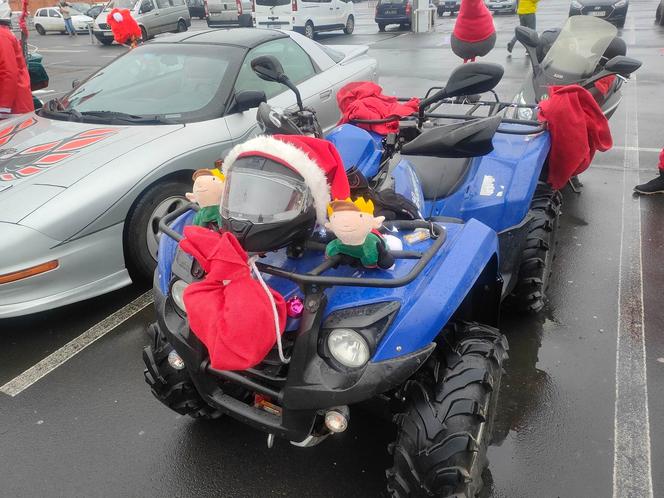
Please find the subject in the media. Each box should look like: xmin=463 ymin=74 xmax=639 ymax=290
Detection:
xmin=186 ymin=0 xmax=206 ymax=19
xmin=92 ymin=0 xmax=191 ymax=45
xmin=254 ymin=0 xmax=354 ymax=39
xmin=33 ymin=7 xmax=93 ymax=34
xmin=206 ymin=0 xmax=251 ymax=27
xmin=0 ymin=28 xmax=377 ymax=318
xmin=656 ymin=0 xmax=664 ymax=25
xmin=375 ymin=0 xmax=411 ymax=31
xmin=85 ymin=3 xmax=105 ymax=18
xmin=569 ymin=0 xmax=628 ymax=28
xmin=485 ymin=0 xmax=516 ymax=14
xmin=433 ymin=0 xmax=459 ymax=17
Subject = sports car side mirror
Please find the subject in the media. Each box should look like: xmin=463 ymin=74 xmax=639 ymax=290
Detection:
xmin=251 ymin=56 xmax=286 ymax=83
xmin=604 ymin=55 xmax=642 ymax=76
xmin=515 ymin=26 xmax=539 ymax=48
xmin=234 ymin=90 xmax=267 ymax=113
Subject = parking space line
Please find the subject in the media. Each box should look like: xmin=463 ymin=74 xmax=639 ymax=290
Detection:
xmin=612 ymin=75 xmax=654 ymax=498
xmin=0 ymin=292 xmax=153 ymax=398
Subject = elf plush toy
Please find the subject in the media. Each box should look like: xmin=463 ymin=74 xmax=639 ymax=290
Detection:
xmin=185 ymin=168 xmax=225 ymax=228
xmin=451 ymin=0 xmax=496 ymax=62
xmin=325 ymin=197 xmax=394 ymax=269
xmin=107 ymin=8 xmax=142 ymax=48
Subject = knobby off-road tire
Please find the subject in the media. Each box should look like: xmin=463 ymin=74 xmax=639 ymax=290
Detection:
xmin=143 ymin=330 xmax=222 ymax=419
xmin=387 ymin=322 xmax=508 ymax=497
xmin=506 ymin=182 xmax=562 ymax=314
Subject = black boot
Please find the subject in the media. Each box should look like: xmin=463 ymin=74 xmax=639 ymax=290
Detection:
xmin=634 ymin=171 xmax=664 ymax=195
xmin=507 ymin=39 xmax=515 ymax=54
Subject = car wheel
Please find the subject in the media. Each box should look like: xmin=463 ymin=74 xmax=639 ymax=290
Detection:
xmin=343 ymin=15 xmax=354 ymax=34
xmin=124 ymin=178 xmax=190 ymax=281
xmin=378 ymin=22 xmax=386 ymax=31
xmin=35 ymin=24 xmax=45 ymax=35
xmin=176 ymin=19 xmax=187 ymax=32
xmin=304 ymin=20 xmax=315 ymax=39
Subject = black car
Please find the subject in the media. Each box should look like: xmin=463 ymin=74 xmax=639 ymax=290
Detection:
xmin=569 ymin=0 xmax=628 ymax=28
xmin=187 ymin=0 xmax=207 ymax=20
xmin=375 ymin=0 xmax=412 ymax=32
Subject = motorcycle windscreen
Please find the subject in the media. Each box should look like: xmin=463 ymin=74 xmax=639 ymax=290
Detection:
xmin=540 ymin=16 xmax=617 ymax=83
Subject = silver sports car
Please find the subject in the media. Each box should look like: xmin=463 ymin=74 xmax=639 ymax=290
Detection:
xmin=0 ymin=28 xmax=377 ymax=318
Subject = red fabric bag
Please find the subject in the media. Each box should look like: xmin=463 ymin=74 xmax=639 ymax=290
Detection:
xmin=337 ymin=81 xmax=419 ymax=135
xmin=179 ymin=226 xmax=287 ymax=371
xmin=538 ymin=85 xmax=613 ymax=190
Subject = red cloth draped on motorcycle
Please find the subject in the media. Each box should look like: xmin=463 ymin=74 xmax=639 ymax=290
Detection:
xmin=179 ymin=226 xmax=287 ymax=371
xmin=337 ymin=81 xmax=420 ymax=135
xmin=538 ymin=85 xmax=612 ymax=190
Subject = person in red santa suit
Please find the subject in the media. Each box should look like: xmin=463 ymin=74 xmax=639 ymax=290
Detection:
xmin=450 ymin=0 xmax=496 ymax=63
xmin=0 ymin=0 xmax=34 ymax=120
xmin=634 ymin=149 xmax=664 ymax=195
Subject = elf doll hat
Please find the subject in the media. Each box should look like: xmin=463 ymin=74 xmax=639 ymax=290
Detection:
xmin=222 ymin=134 xmax=351 ymax=224
xmin=451 ymin=0 xmax=496 ymax=62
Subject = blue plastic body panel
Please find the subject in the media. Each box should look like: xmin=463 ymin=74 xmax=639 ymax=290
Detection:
xmin=326 ymin=124 xmax=383 ymax=179
xmin=156 ymin=218 xmax=498 ymax=362
xmin=391 ymin=159 xmax=426 ymax=216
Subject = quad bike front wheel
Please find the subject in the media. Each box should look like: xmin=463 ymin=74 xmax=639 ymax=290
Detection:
xmin=143 ymin=325 xmax=222 ymax=419
xmin=505 ymin=182 xmax=562 ymax=314
xmin=386 ymin=322 xmax=508 ymax=497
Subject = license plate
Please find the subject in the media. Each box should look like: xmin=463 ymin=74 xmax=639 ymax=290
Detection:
xmin=590 ymin=11 xmax=605 ymax=16
xmin=386 ymin=10 xmax=397 ymax=14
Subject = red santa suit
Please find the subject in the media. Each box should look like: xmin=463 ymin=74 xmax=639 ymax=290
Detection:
xmin=0 ymin=23 xmax=33 ymax=118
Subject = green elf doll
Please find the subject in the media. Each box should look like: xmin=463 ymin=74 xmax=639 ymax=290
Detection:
xmin=186 ymin=168 xmax=225 ymax=228
xmin=325 ymin=197 xmax=394 ymax=269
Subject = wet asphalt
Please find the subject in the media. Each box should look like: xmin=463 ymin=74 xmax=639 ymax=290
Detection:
xmin=2 ymin=3 xmax=664 ymax=497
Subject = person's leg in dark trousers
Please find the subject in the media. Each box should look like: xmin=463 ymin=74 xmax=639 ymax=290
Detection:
xmin=508 ymin=13 xmax=536 ymax=52
xmin=635 ymin=148 xmax=664 ymax=194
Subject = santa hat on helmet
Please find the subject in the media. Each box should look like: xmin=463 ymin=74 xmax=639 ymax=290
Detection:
xmin=452 ymin=0 xmax=496 ymax=61
xmin=222 ymin=134 xmax=350 ymax=224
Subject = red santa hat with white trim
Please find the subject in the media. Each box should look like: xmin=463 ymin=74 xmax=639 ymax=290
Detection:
xmin=221 ymin=134 xmax=350 ymax=224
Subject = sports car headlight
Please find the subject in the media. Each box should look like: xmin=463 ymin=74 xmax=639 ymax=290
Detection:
xmin=570 ymin=0 xmax=582 ymax=8
xmin=327 ymin=329 xmax=370 ymax=368
xmin=613 ymin=0 xmax=626 ymax=6
xmin=171 ymin=279 xmax=188 ymax=313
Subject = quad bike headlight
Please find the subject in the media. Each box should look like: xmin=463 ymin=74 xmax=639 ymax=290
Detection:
xmin=170 ymin=279 xmax=188 ymax=314
xmin=327 ymin=328 xmax=371 ymax=368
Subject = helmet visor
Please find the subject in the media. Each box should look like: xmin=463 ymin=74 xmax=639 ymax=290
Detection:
xmin=221 ymin=156 xmax=312 ymax=224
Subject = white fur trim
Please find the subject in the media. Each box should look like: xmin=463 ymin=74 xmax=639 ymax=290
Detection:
xmin=222 ymin=135 xmax=331 ymax=223
xmin=112 ymin=12 xmax=123 ymax=21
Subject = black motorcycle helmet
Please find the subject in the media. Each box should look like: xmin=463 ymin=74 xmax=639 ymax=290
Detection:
xmin=220 ymin=136 xmax=331 ymax=253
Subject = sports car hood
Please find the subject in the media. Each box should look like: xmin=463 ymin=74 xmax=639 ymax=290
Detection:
xmin=0 ymin=114 xmax=183 ymax=223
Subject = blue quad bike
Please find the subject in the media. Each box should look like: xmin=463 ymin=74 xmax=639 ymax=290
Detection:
xmin=143 ymin=59 xmax=553 ymax=497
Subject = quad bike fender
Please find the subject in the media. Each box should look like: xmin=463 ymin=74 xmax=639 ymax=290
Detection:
xmin=426 ymin=130 xmax=551 ymax=232
xmin=372 ymin=218 xmax=499 ymax=361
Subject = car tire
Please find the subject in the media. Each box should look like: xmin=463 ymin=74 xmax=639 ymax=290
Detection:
xmin=343 ymin=15 xmax=354 ymax=34
xmin=175 ymin=19 xmax=187 ymax=32
xmin=504 ymin=182 xmax=562 ymax=315
xmin=304 ymin=20 xmax=315 ymax=39
xmin=386 ymin=322 xmax=508 ymax=498
xmin=124 ymin=177 xmax=190 ymax=282
xmin=378 ymin=22 xmax=386 ymax=31
xmin=143 ymin=324 xmax=223 ymax=419
xmin=35 ymin=24 xmax=45 ymax=35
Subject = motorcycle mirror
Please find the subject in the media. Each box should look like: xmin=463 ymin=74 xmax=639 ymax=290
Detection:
xmin=515 ymin=26 xmax=539 ymax=48
xmin=234 ymin=90 xmax=267 ymax=113
xmin=251 ymin=55 xmax=286 ymax=83
xmin=443 ymin=62 xmax=505 ymax=98
xmin=603 ymin=55 xmax=642 ymax=76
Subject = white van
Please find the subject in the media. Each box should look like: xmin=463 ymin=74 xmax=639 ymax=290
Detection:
xmin=253 ymin=0 xmax=354 ymax=39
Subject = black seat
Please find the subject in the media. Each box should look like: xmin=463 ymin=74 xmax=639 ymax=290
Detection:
xmin=405 ymin=155 xmax=472 ymax=200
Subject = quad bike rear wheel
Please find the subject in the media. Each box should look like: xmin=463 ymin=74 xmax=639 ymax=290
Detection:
xmin=143 ymin=325 xmax=222 ymax=419
xmin=505 ymin=182 xmax=562 ymax=314
xmin=386 ymin=322 xmax=508 ymax=497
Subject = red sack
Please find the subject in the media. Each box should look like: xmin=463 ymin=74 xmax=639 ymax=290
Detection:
xmin=179 ymin=226 xmax=287 ymax=371
xmin=337 ymin=81 xmax=419 ymax=135
xmin=538 ymin=85 xmax=613 ymax=190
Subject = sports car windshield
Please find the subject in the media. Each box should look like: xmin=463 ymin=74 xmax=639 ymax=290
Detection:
xmin=49 ymin=44 xmax=243 ymax=124
xmin=541 ymin=16 xmax=617 ymax=80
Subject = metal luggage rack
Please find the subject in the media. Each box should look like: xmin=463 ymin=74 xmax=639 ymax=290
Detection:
xmin=159 ymin=203 xmax=447 ymax=290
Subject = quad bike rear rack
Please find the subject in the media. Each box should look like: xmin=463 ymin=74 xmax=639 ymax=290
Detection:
xmin=159 ymin=203 xmax=447 ymax=290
